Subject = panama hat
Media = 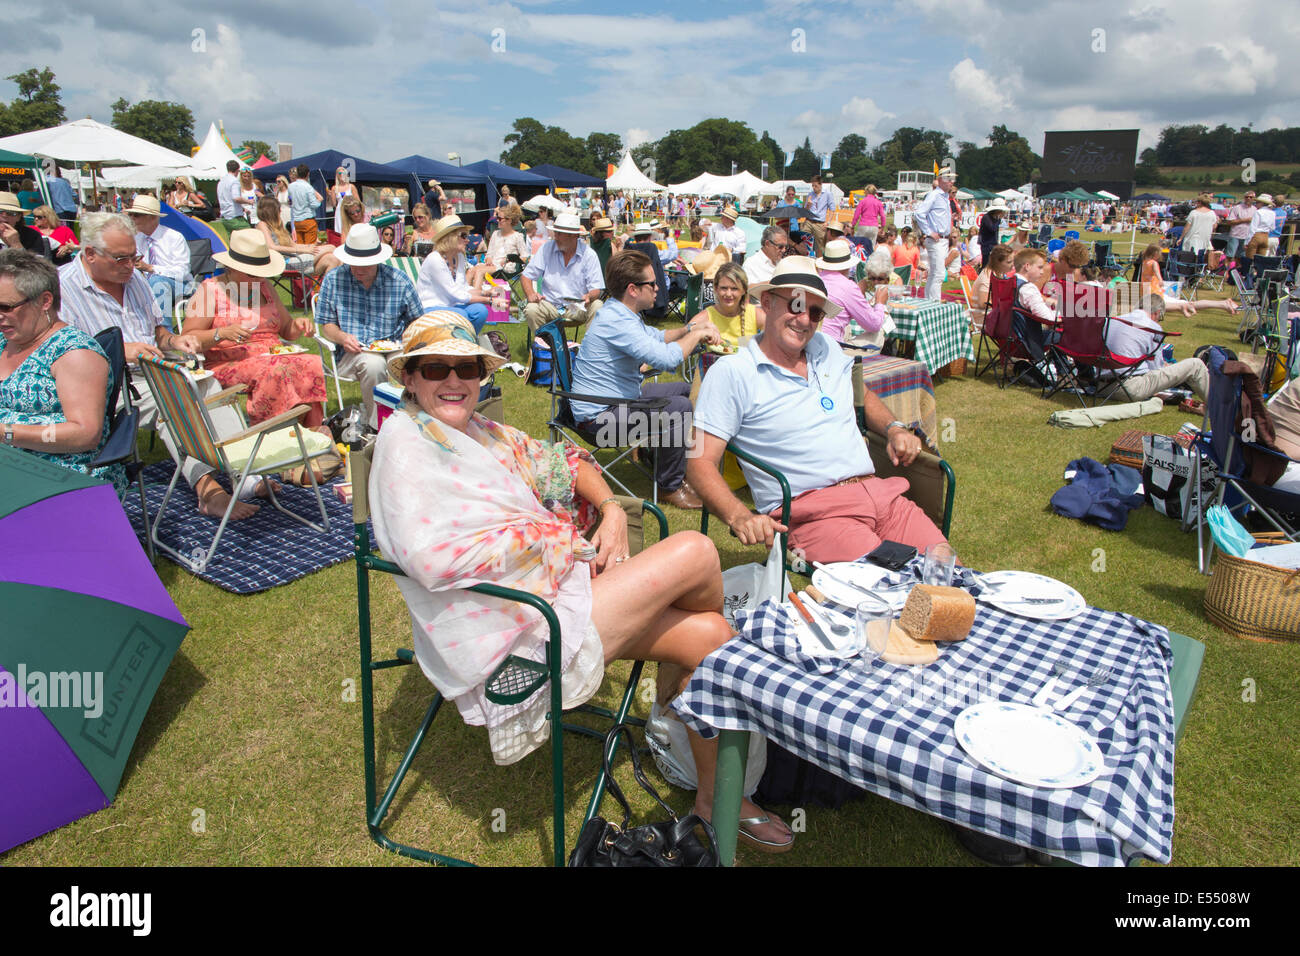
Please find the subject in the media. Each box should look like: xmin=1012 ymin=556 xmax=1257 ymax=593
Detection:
xmin=685 ymin=246 xmax=731 ymax=281
xmin=824 ymin=219 xmax=849 ymax=235
xmin=388 ymin=310 xmax=506 ymax=381
xmin=815 ymin=238 xmax=856 ymax=272
xmin=984 ymin=198 xmax=1009 ymax=214
xmin=591 ymin=217 xmax=614 ymax=232
xmin=552 ymin=213 xmax=583 ymax=234
xmin=334 ymin=223 xmax=393 ymax=266
xmin=0 ymin=192 xmax=23 ymax=214
xmin=212 ymin=229 xmax=285 ymax=278
xmin=431 ymin=214 xmax=472 ymax=243
xmin=632 ymin=221 xmax=654 ymax=236
xmin=125 ymin=194 xmax=162 ymax=218
xmin=749 ymin=255 xmax=842 ymax=318
xmin=1256 ymin=194 xmax=1273 ymax=206
xmin=719 ymin=204 xmax=740 ymax=222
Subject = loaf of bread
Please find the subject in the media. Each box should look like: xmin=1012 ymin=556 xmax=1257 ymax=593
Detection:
xmin=898 ymin=584 xmax=975 ymax=642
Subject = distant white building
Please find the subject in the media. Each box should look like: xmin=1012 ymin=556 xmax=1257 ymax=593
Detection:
xmin=896 ymin=170 xmax=934 ymax=197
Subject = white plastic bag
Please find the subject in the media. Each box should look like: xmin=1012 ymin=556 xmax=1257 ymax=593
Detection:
xmin=644 ymin=538 xmax=786 ymax=794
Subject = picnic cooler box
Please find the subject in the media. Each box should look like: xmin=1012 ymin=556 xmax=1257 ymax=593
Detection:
xmin=1204 ymin=548 xmax=1300 ymax=643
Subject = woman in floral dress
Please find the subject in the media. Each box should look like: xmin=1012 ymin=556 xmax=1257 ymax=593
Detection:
xmin=180 ymin=231 xmax=327 ymax=429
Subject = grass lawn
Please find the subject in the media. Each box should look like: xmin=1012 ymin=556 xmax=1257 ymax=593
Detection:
xmin=6 ymin=228 xmax=1297 ymax=868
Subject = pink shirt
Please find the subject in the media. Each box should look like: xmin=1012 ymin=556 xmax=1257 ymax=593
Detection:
xmin=852 ymin=195 xmax=886 ymax=230
xmin=819 ymin=269 xmax=887 ymax=342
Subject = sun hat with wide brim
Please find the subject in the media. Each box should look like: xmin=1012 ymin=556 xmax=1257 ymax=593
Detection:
xmin=431 ymin=214 xmax=472 ymax=243
xmin=125 ymin=194 xmax=163 ymax=218
xmin=816 ymin=238 xmax=856 ymax=272
xmin=333 ymin=223 xmax=393 ymax=266
xmin=749 ymin=255 xmax=843 ymax=318
xmin=1256 ymin=194 xmax=1273 ymax=206
xmin=552 ymin=212 xmax=583 ymax=234
xmin=0 ymin=192 xmax=23 ymax=214
xmin=719 ymin=204 xmax=740 ymax=222
xmin=824 ymin=219 xmax=849 ymax=235
xmin=591 ymin=217 xmax=614 ymax=232
xmin=984 ymin=198 xmax=1009 ymax=214
xmin=388 ymin=310 xmax=506 ymax=381
xmin=685 ymin=246 xmax=731 ymax=280
xmin=212 ymin=229 xmax=286 ymax=278
xmin=632 ymin=221 xmax=654 ymax=236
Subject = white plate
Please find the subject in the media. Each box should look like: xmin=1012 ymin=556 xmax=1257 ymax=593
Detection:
xmin=187 ymin=368 xmax=213 ymax=381
xmin=976 ymin=570 xmax=1086 ymax=621
xmin=954 ymin=702 xmax=1105 ymax=789
xmin=365 ymin=342 xmax=401 ymax=353
xmin=269 ymin=345 xmax=307 ymax=355
xmin=810 ymin=562 xmax=909 ymax=611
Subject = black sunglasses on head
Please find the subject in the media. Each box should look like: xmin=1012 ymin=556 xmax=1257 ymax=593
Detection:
xmin=414 ymin=359 xmax=483 ymax=381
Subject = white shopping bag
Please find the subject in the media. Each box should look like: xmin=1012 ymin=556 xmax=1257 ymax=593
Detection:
xmin=644 ymin=537 xmax=786 ymax=795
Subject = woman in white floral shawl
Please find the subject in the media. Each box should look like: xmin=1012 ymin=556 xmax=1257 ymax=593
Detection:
xmin=369 ymin=311 xmax=794 ymax=853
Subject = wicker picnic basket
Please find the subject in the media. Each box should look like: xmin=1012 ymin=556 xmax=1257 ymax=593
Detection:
xmin=1204 ymin=546 xmax=1300 ymax=643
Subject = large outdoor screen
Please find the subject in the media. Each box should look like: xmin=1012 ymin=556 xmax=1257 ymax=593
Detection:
xmin=1039 ymin=129 xmax=1139 ymax=199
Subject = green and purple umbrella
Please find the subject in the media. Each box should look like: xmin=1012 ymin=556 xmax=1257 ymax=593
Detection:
xmin=0 ymin=446 xmax=189 ymax=853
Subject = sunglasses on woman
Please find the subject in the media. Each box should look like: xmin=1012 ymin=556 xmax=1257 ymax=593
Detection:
xmin=414 ymin=359 xmax=484 ymax=381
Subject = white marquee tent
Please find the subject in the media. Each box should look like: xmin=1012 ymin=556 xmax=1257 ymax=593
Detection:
xmin=190 ymin=122 xmax=244 ymax=173
xmin=0 ymin=118 xmax=192 ymax=168
xmin=606 ymin=152 xmax=664 ymax=193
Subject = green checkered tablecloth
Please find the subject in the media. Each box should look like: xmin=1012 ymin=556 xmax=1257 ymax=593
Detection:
xmin=884 ymin=298 xmax=975 ymax=375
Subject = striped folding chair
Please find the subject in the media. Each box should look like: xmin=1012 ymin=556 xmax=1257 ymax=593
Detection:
xmin=136 ymin=355 xmax=334 ymax=572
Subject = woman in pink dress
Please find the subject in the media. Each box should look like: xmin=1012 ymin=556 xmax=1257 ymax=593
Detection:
xmin=180 ymin=231 xmax=328 ymax=429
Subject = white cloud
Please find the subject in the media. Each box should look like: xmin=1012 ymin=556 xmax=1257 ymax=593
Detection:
xmin=840 ymin=96 xmax=895 ymax=137
xmin=948 ymin=58 xmax=1014 ymax=114
xmin=625 ymin=128 xmax=651 ymax=148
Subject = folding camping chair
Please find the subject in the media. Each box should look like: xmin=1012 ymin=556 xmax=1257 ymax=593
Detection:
xmin=1166 ymin=251 xmax=1206 ymax=298
xmin=1043 ymin=283 xmax=1118 ymax=407
xmin=1231 ymin=268 xmax=1262 ymax=342
xmin=1029 ymin=225 xmax=1053 ymax=249
xmin=893 ymin=264 xmax=911 ymax=285
xmin=973 ymin=274 xmax=1020 ymax=385
xmin=1195 ymin=348 xmax=1300 ymax=573
xmin=90 ymin=327 xmax=153 ymax=561
xmin=309 ymin=293 xmax=354 ymax=414
xmin=1248 ymin=255 xmax=1284 ymax=288
xmin=136 ymin=355 xmax=334 ymax=573
xmin=352 ymin=440 xmax=665 ymax=865
xmin=534 ymin=319 xmax=665 ymax=504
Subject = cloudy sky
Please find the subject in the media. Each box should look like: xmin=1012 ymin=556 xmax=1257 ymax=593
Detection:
xmin=2 ymin=0 xmax=1296 ymax=168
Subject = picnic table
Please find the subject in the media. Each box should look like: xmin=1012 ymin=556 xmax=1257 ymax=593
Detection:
xmin=871 ymin=297 xmax=974 ymax=376
xmin=673 ymin=560 xmax=1203 ymax=867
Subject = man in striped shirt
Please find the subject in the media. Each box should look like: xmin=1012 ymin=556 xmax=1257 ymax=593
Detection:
xmin=60 ymin=212 xmax=262 ymax=520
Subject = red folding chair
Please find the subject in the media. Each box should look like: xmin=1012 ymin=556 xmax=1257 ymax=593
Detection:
xmin=1045 ymin=282 xmax=1116 ymax=406
xmin=973 ymin=274 xmax=1022 ymax=387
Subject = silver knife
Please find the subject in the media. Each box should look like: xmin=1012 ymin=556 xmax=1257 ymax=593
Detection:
xmin=811 ymin=561 xmax=903 ymax=604
xmin=788 ymin=590 xmax=837 ymax=652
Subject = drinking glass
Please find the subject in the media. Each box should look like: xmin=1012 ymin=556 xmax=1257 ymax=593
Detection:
xmin=854 ymin=597 xmax=892 ymax=665
xmin=923 ymin=542 xmax=957 ymax=586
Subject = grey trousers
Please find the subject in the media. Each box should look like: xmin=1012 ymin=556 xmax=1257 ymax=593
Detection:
xmin=335 ymin=350 xmax=391 ymax=429
xmin=1110 ymin=358 xmax=1210 ymax=402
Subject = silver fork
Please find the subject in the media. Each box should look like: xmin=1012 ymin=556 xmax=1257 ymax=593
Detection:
xmin=1032 ymin=663 xmax=1069 ymax=707
xmin=1052 ymin=668 xmax=1114 ymax=711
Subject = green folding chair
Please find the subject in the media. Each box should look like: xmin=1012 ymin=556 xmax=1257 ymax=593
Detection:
xmin=136 ymin=355 xmax=334 ymax=572
xmin=352 ymin=441 xmax=668 ymax=866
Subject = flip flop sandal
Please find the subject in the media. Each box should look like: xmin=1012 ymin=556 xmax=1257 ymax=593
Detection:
xmin=737 ymin=815 xmax=795 ymax=854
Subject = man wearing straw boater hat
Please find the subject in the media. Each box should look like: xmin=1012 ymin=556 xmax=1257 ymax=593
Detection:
xmin=706 ymin=204 xmax=747 ymax=263
xmin=688 ymin=256 xmax=948 ymax=563
xmin=521 ymin=212 xmax=604 ymax=335
xmin=315 ymin=222 xmax=424 ymax=428
xmin=125 ymin=193 xmax=193 ymax=317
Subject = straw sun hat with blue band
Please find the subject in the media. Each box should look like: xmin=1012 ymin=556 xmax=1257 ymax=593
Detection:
xmin=388 ymin=310 xmax=507 ymax=383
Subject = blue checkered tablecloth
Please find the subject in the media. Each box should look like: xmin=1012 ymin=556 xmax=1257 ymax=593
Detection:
xmin=672 ymin=562 xmax=1177 ymax=867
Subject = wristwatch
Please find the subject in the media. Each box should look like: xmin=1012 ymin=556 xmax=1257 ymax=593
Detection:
xmin=3 ymin=423 xmax=14 ymax=446
xmin=885 ymin=420 xmax=908 ymax=433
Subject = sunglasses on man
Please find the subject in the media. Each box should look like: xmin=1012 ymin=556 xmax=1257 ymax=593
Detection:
xmin=413 ymin=359 xmax=484 ymax=381
xmin=772 ymin=293 xmax=825 ymax=323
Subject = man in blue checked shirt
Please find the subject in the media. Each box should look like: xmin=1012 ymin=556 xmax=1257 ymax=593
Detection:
xmin=569 ymin=249 xmax=722 ymax=510
xmin=315 ymin=223 xmax=424 ymax=428
xmin=913 ymin=168 xmax=958 ymax=301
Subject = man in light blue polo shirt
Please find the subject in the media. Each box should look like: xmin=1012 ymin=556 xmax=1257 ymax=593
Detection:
xmin=914 ymin=167 xmax=958 ymax=301
xmin=688 ymin=256 xmax=948 ymax=563
xmin=570 ymin=249 xmax=721 ymax=509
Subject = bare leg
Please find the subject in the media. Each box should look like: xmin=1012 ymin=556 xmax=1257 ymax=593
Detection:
xmin=195 ymin=473 xmax=259 ymax=519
